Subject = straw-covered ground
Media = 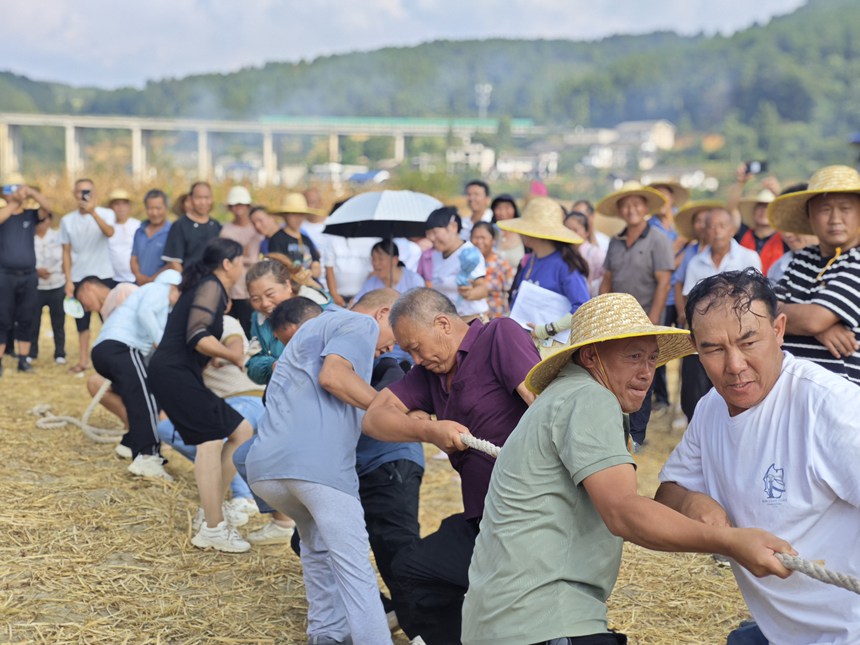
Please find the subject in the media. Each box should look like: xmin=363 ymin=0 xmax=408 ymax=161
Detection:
xmin=0 ymin=316 xmax=750 ymax=644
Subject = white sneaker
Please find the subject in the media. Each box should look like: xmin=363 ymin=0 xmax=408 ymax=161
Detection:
xmin=128 ymin=454 xmax=173 ymax=481
xmin=192 ymin=503 xmax=250 ymax=532
xmin=55 ymin=356 xmax=67 ymax=365
xmin=226 ymin=496 xmax=259 ymax=517
xmin=114 ymin=444 xmax=133 ymax=460
xmin=247 ymin=520 xmax=295 ymax=545
xmin=191 ymin=520 xmax=250 ymax=553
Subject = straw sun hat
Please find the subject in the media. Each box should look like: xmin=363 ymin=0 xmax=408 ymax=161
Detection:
xmin=596 ymin=181 xmax=667 ymax=219
xmin=768 ymin=165 xmax=860 ymax=235
xmin=273 ymin=192 xmax=316 ymax=217
xmin=644 ymin=178 xmax=690 ymax=209
xmin=526 ymin=292 xmax=695 ymax=394
xmin=107 ymin=188 xmax=132 ymax=204
xmin=496 ymin=196 xmax=584 ymax=245
xmin=674 ymin=200 xmax=724 ymax=241
xmin=738 ymin=189 xmax=776 ymax=228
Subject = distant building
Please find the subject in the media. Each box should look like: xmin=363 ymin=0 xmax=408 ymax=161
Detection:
xmin=446 ymin=143 xmax=496 ymax=175
xmin=615 ymin=120 xmax=676 ymax=151
xmin=495 ymin=151 xmax=558 ymax=180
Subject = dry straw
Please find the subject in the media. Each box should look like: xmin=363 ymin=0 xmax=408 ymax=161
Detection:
xmin=2 ymin=317 xmax=750 ymax=644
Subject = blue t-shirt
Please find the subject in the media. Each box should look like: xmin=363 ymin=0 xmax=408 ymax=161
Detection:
xmin=513 ymin=251 xmax=589 ymax=313
xmin=649 ymin=218 xmax=678 ymax=306
xmin=246 ymin=308 xmax=378 ymax=497
xmin=131 ymin=220 xmax=172 ymax=278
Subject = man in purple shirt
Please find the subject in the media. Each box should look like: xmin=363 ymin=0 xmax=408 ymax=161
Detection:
xmin=363 ymin=287 xmax=540 ymax=645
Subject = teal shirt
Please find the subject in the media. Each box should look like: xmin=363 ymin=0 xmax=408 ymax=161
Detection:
xmin=245 ymin=312 xmax=284 ymax=385
xmin=463 ymin=363 xmax=634 ymax=645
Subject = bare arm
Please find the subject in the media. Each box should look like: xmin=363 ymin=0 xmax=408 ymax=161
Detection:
xmin=195 ymin=335 xmax=244 ymax=367
xmin=166 ymin=261 xmax=183 ymax=273
xmin=648 ymin=270 xmax=672 ymax=325
xmin=0 ymin=200 xmax=18 ymax=225
xmin=310 ymin=260 xmax=322 ymax=279
xmin=599 ymin=270 xmax=613 ymax=295
xmin=675 ymin=282 xmax=687 ymax=328
xmin=62 ymin=243 xmax=74 ymax=298
xmin=780 ymin=302 xmax=841 ymax=335
xmin=654 ymin=481 xmax=732 ymax=527
xmin=129 ymin=256 xmax=152 ymax=285
xmin=458 ymin=276 xmax=489 ymax=301
xmin=325 ymin=266 xmax=344 ymax=307
xmin=363 ymin=388 xmax=469 ymax=453
xmin=584 ymin=465 xmax=794 ymax=577
xmin=23 ymin=186 xmax=53 ymax=217
xmin=515 ymin=381 xmax=536 ymax=406
xmin=86 ymin=207 xmax=115 ymax=237
xmin=318 ymin=354 xmax=377 ymax=410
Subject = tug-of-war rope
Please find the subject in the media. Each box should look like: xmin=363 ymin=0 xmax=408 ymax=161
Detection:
xmin=28 ymin=378 xmax=123 ymax=444
xmin=460 ymin=433 xmax=860 ymax=595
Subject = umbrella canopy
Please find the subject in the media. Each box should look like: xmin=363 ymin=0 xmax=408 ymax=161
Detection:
xmin=323 ymin=190 xmax=443 ymax=239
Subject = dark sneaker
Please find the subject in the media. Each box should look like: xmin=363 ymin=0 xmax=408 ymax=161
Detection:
xmin=17 ymin=358 xmax=32 ymax=373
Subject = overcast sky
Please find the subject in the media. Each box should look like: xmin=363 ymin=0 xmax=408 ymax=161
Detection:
xmin=2 ymin=0 xmax=806 ymax=88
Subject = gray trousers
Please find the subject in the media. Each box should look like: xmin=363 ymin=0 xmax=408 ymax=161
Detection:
xmin=252 ymin=479 xmax=392 ymax=645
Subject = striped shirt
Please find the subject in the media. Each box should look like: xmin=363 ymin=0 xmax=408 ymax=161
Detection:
xmin=775 ymin=245 xmax=860 ymax=384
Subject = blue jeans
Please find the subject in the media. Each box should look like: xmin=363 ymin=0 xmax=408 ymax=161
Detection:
xmin=726 ymin=621 xmax=767 ymax=645
xmin=233 ymin=435 xmax=275 ymax=513
xmin=158 ymin=395 xmax=265 ymax=499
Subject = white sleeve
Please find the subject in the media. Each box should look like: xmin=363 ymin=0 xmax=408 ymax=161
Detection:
xmin=682 ymin=260 xmax=700 ymax=296
xmin=813 ymin=387 xmax=860 ymax=509
xmin=320 ymin=235 xmax=334 ymax=268
xmin=659 ymin=400 xmax=709 ymax=494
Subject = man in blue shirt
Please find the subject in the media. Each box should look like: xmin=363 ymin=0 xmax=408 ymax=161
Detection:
xmin=130 ymin=189 xmax=172 ymax=284
xmin=246 ymin=289 xmax=401 ymax=645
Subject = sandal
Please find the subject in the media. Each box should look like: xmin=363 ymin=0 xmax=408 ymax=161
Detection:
xmin=68 ymin=364 xmax=90 ymax=374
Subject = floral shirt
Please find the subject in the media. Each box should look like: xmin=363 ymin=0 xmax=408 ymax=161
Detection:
xmin=484 ymin=252 xmax=515 ymax=318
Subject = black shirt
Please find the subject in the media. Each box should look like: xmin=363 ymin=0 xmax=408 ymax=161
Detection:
xmin=268 ymin=230 xmax=320 ymax=269
xmin=162 ymin=215 xmax=222 ymax=265
xmin=0 ymin=209 xmax=39 ymax=270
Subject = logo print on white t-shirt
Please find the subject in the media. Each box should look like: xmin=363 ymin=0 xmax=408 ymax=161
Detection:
xmin=762 ymin=463 xmax=786 ymax=499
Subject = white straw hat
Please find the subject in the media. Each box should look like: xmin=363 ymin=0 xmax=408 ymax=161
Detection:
xmin=674 ymin=200 xmax=724 ymax=241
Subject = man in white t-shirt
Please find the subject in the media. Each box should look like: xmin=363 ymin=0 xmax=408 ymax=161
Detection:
xmin=657 ymin=268 xmax=860 ymax=645
xmin=106 ymin=189 xmax=140 ymax=283
xmin=59 ymin=178 xmax=116 ymax=373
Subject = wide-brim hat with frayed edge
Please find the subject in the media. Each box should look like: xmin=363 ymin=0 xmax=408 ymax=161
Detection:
xmin=596 ymin=181 xmax=667 ymax=219
xmin=674 ymin=200 xmax=724 ymax=241
xmin=273 ymin=192 xmax=315 ymax=217
xmin=644 ymin=178 xmax=690 ymax=209
xmin=738 ymin=189 xmax=776 ymax=228
xmin=107 ymin=188 xmax=132 ymax=205
xmin=227 ymin=186 xmax=252 ymax=206
xmin=496 ymin=196 xmax=584 ymax=245
xmin=768 ymin=165 xmax=860 ymax=235
xmin=526 ymin=292 xmax=695 ymax=394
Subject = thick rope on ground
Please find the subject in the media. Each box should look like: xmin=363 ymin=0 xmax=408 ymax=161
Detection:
xmin=28 ymin=379 xmax=124 ymax=444
xmin=775 ymin=553 xmax=860 ymax=595
xmin=461 ymin=433 xmax=501 ymax=458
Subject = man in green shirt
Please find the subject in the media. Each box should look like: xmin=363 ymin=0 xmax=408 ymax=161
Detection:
xmin=462 ymin=293 xmax=796 ymax=645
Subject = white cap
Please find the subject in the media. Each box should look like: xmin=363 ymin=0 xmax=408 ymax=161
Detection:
xmin=227 ymin=186 xmax=252 ymax=206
